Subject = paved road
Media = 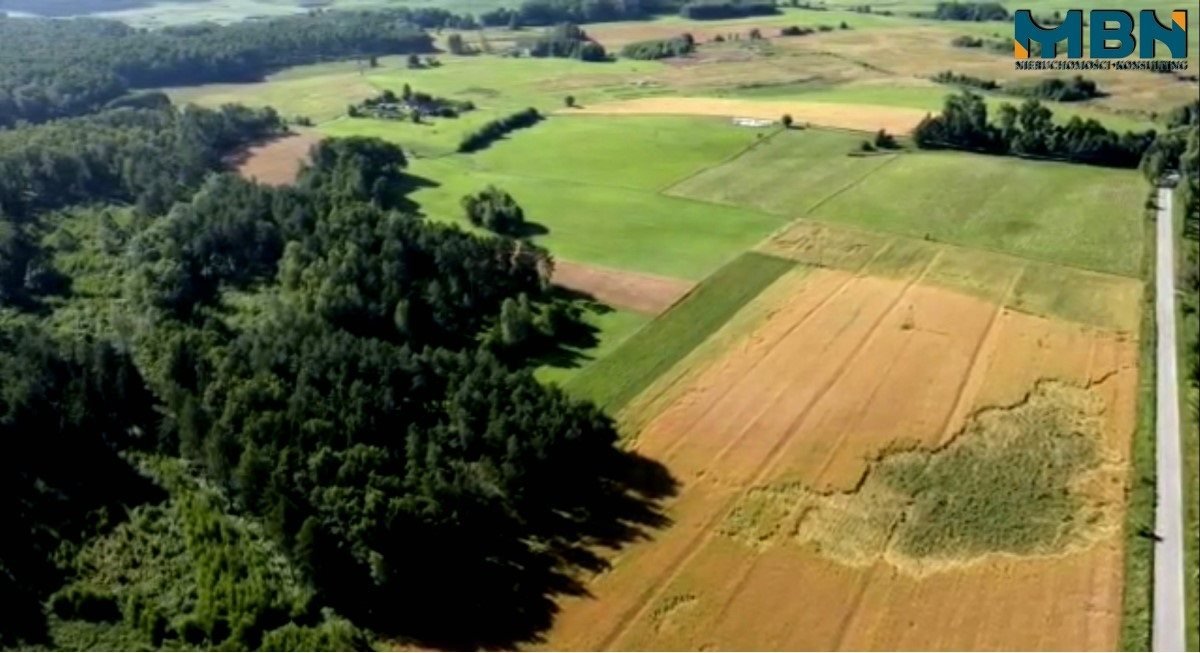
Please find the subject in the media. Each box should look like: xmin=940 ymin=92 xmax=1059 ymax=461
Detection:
xmin=1153 ymin=186 xmax=1186 ymax=653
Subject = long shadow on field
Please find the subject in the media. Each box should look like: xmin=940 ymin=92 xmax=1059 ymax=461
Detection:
xmin=390 ymin=173 xmax=441 ymax=214
xmin=319 ymin=448 xmax=677 ymax=650
xmin=524 ymin=289 xmax=612 ymax=372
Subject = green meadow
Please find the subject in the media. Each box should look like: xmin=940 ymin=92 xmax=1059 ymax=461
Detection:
xmin=673 ymin=130 xmax=1146 ymax=277
xmin=380 ymin=115 xmax=787 ymax=281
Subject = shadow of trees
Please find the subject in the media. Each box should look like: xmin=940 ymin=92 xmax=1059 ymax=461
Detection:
xmin=319 ymin=449 xmax=676 ymax=650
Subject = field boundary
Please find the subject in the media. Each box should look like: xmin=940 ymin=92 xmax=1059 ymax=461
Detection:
xmin=564 ymin=252 xmax=795 ymax=413
xmin=1119 ymin=208 xmax=1157 ymax=652
xmin=656 ymin=125 xmax=786 ymax=193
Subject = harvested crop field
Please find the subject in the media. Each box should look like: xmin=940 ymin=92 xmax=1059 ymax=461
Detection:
xmin=230 ymin=131 xmax=321 ymax=186
xmin=538 ymin=253 xmax=1139 ymax=650
xmin=566 ymin=97 xmax=927 ymax=134
xmin=552 ymin=260 xmax=694 ymax=316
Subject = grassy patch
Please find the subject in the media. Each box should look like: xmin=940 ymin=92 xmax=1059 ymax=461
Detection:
xmin=762 ymin=218 xmax=1142 ymax=331
xmin=1174 ymin=187 xmax=1200 ymax=652
xmin=678 ymin=132 xmax=1147 ymax=279
xmin=804 ymin=150 xmax=1146 ymax=277
xmin=1120 ymin=216 xmax=1156 ymax=652
xmin=406 ymin=117 xmax=787 ymax=280
xmin=666 ymin=128 xmax=897 ymax=216
xmin=565 ymin=252 xmax=795 ymax=413
xmin=880 ymin=382 xmax=1110 ymax=560
xmin=725 ymin=382 xmax=1117 ymax=569
xmin=535 ymin=307 xmax=651 ymax=388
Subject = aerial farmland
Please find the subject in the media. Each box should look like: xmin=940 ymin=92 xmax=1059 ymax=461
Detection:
xmin=1 ymin=0 xmax=1196 ymax=650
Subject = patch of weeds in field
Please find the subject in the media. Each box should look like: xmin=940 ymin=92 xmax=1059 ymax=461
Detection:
xmin=720 ymin=484 xmax=806 ymax=549
xmin=723 ymin=382 xmax=1118 ymax=572
xmin=881 ymin=381 xmax=1112 ymax=561
xmin=565 ymin=252 xmax=795 ymax=414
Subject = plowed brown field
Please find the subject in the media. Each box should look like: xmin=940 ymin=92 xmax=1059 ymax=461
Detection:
xmin=552 ymin=260 xmax=694 ymax=315
xmin=231 ymin=131 xmax=321 ymax=186
xmin=537 ymin=255 xmax=1139 ymax=650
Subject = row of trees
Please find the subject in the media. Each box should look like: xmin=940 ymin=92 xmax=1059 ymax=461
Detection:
xmin=477 ymin=0 xmax=684 ymax=28
xmin=913 ymin=91 xmax=1156 ymax=168
xmin=921 ymin=1 xmax=1008 ymax=21
xmin=932 ymin=70 xmax=1000 ymax=91
xmin=459 ymin=108 xmax=544 ymax=152
xmin=523 ymin=23 xmax=609 ymax=60
xmin=678 ymin=0 xmax=778 ymax=20
xmin=950 ymin=34 xmax=1041 ymax=56
xmin=1008 ymin=76 xmax=1103 ymax=102
xmin=0 ymin=11 xmax=433 ymax=127
xmin=621 ymin=34 xmax=696 ymax=59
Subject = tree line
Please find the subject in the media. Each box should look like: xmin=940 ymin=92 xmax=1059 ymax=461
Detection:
xmin=678 ymin=0 xmax=778 ymax=20
xmin=919 ymin=1 xmax=1008 ymax=21
xmin=477 ymin=0 xmax=684 ymax=28
xmin=522 ymin=22 xmax=609 ymax=60
xmin=913 ymin=91 xmax=1156 ymax=168
xmin=621 ymin=34 xmax=697 ymax=59
xmin=932 ymin=72 xmax=1103 ymax=102
xmin=459 ymin=108 xmax=545 ymax=152
xmin=0 ymin=11 xmax=433 ymax=127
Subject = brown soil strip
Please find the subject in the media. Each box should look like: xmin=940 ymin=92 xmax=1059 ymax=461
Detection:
xmin=552 ymin=260 xmax=694 ymax=315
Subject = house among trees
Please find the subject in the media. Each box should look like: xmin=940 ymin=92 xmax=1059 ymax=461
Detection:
xmin=348 ymin=87 xmax=475 ymax=121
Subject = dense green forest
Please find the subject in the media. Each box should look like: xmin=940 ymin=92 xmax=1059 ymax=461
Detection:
xmin=0 ymin=11 xmax=433 ymax=127
xmin=0 ymin=15 xmax=672 ymax=648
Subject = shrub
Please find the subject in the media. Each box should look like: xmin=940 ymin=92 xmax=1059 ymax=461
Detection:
xmin=461 ymin=185 xmax=527 ymax=235
xmin=779 ymin=25 xmax=815 ymax=36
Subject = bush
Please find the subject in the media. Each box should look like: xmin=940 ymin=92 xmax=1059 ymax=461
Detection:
xmin=874 ymin=129 xmax=899 ymax=149
xmin=461 ymin=185 xmax=527 ymax=235
xmin=779 ymin=25 xmax=815 ymax=36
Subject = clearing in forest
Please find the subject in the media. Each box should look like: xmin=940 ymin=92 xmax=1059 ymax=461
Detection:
xmin=230 ymin=131 xmax=322 ymax=186
xmin=539 ymin=240 xmax=1140 ymax=651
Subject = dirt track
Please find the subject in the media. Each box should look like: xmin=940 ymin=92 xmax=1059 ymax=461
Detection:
xmin=552 ymin=260 xmax=694 ymax=315
xmin=566 ymin=97 xmax=928 ymax=134
xmin=538 ymin=259 xmax=1138 ymax=651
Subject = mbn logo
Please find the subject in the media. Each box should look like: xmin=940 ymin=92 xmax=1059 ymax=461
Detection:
xmin=1013 ymin=9 xmax=1188 ymax=59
